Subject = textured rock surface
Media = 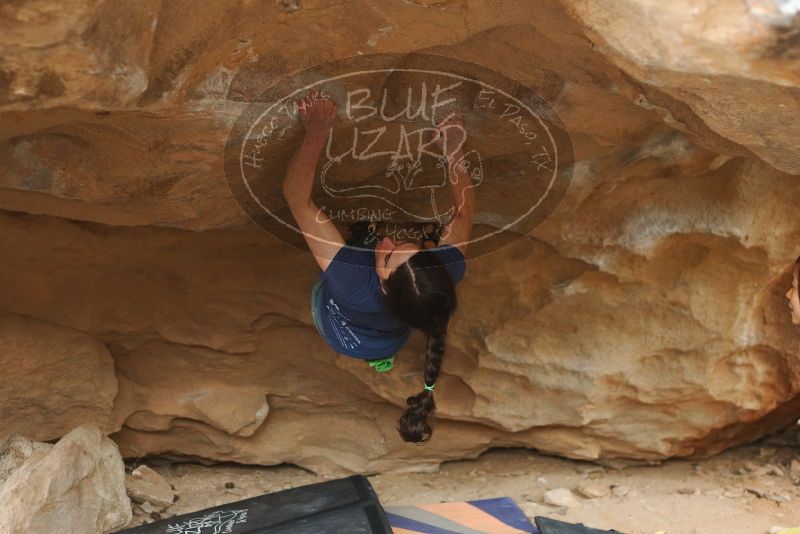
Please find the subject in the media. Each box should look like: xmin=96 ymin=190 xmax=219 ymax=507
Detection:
xmin=544 ymin=487 xmax=581 ymax=508
xmin=126 ymin=465 xmax=175 ymax=509
xmin=0 ymin=0 xmax=799 ymax=474
xmin=0 ymin=435 xmax=51 ymax=486
xmin=564 ymin=0 xmax=800 ymax=175
xmin=0 ymin=426 xmax=131 ymax=534
xmin=0 ymin=311 xmax=118 ymax=442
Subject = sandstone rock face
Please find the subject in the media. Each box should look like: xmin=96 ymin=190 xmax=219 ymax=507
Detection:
xmin=0 ymin=435 xmax=51 ymax=486
xmin=0 ymin=426 xmax=131 ymax=534
xmin=1 ymin=0 xmax=799 ymax=474
xmin=563 ymin=0 xmax=800 ymax=175
xmin=0 ymin=312 xmax=118 ymax=442
xmin=125 ymin=465 xmax=175 ymax=509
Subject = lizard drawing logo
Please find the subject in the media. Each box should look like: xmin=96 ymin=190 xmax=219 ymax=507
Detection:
xmin=165 ymin=509 xmax=248 ymax=534
xmin=317 ymin=114 xmax=484 ymax=225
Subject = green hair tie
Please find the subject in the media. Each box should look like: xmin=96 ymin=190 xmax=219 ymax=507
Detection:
xmin=424 ymin=383 xmax=435 ymax=392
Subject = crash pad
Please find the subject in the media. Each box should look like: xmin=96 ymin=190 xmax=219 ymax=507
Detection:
xmin=386 ymin=497 xmax=537 ymax=533
xmin=117 ymin=475 xmax=391 ymax=534
xmin=534 ymin=516 xmax=623 ymax=534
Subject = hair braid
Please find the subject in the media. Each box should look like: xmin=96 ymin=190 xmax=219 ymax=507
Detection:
xmin=386 ymin=249 xmax=457 ymax=443
xmin=397 ymin=322 xmax=448 ymax=443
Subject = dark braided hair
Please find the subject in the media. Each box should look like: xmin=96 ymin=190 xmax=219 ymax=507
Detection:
xmin=384 ymin=249 xmax=457 ymax=443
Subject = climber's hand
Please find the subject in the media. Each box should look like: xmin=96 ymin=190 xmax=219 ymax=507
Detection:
xmin=298 ymin=91 xmax=337 ymax=139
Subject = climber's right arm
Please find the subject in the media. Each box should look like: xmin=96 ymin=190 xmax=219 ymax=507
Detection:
xmin=282 ymin=93 xmax=344 ymax=272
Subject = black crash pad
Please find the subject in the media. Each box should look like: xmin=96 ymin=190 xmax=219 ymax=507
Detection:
xmin=117 ymin=475 xmax=392 ymax=534
xmin=535 ymin=516 xmax=625 ymax=534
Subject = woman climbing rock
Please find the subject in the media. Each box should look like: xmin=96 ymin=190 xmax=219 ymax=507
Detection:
xmin=281 ymin=90 xmax=475 ymax=443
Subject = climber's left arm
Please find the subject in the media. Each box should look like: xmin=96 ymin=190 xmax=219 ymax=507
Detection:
xmin=437 ymin=114 xmax=475 ymax=256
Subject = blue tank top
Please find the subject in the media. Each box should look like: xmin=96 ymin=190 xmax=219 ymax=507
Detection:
xmin=318 ymin=244 xmax=466 ymax=359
